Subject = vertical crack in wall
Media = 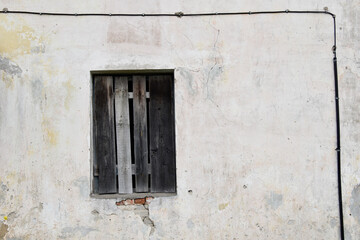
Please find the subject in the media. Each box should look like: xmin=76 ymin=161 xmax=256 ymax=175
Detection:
xmin=116 ymin=198 xmax=155 ymax=235
xmin=205 ymin=26 xmax=223 ymax=102
xmin=132 ymin=204 xmax=155 ymax=236
xmin=142 ymin=205 xmax=155 ymax=235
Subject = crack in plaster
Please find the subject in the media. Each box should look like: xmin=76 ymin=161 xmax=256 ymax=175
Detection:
xmin=132 ymin=205 xmax=155 ymax=236
xmin=205 ymin=24 xmax=223 ymax=101
xmin=142 ymin=205 xmax=155 ymax=235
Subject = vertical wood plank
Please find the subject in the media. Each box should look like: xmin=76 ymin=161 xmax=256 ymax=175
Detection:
xmin=133 ymin=76 xmax=148 ymax=192
xmin=149 ymin=75 xmax=176 ymax=193
xmin=93 ymin=76 xmax=117 ymax=194
xmin=114 ymin=76 xmax=133 ymax=193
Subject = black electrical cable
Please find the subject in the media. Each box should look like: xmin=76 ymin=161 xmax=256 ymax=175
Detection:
xmin=329 ymin=12 xmax=344 ymax=240
xmin=0 ymin=9 xmax=335 ymax=17
xmin=0 ymin=8 xmax=344 ymax=240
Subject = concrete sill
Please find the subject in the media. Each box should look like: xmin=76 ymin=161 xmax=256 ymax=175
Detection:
xmin=90 ymin=192 xmax=176 ymax=200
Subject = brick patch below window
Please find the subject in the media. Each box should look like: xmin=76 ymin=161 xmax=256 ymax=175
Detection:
xmin=116 ymin=197 xmax=154 ymax=206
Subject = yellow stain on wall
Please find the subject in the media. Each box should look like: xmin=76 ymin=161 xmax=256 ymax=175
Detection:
xmin=0 ymin=15 xmax=38 ymax=58
xmin=27 ymin=146 xmax=35 ymax=156
xmin=218 ymin=202 xmax=229 ymax=211
xmin=41 ymin=118 xmax=58 ymax=146
xmin=0 ymin=15 xmax=47 ymax=89
xmin=5 ymin=172 xmax=16 ymax=182
xmin=38 ymin=57 xmax=63 ymax=77
xmin=222 ymin=70 xmax=229 ymax=83
xmin=62 ymin=79 xmax=75 ymax=110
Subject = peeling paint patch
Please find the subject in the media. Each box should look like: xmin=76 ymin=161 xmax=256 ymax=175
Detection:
xmin=187 ymin=219 xmax=194 ymax=229
xmin=107 ymin=19 xmax=161 ymax=46
xmin=0 ymin=56 xmax=22 ymax=77
xmin=31 ymin=44 xmax=46 ymax=54
xmin=0 ymin=71 xmax=14 ymax=88
xmin=329 ymin=217 xmax=338 ymax=228
xmin=0 ymin=182 xmax=8 ymax=204
xmin=345 ymin=229 xmax=353 ymax=240
xmin=73 ymin=176 xmax=89 ymax=198
xmin=0 ymin=55 xmax=22 ymax=89
xmin=287 ymin=219 xmax=296 ymax=225
xmin=0 ymin=222 xmax=8 ymax=239
xmin=341 ymin=69 xmax=360 ymax=143
xmin=31 ymin=78 xmax=44 ymax=106
xmin=177 ymin=68 xmax=198 ymax=95
xmin=218 ymin=202 xmax=229 ymax=211
xmin=0 ymin=15 xmax=43 ymax=57
xmin=59 ymin=226 xmax=97 ymax=239
xmin=91 ymin=209 xmax=102 ymax=221
xmin=6 ymin=211 xmax=17 ymax=221
xmin=0 ymin=182 xmax=7 ymax=192
xmin=350 ymin=184 xmax=360 ymax=223
xmin=265 ymin=192 xmax=283 ymax=210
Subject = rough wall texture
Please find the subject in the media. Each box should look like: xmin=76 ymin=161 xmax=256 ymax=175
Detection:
xmin=0 ymin=0 xmax=358 ymax=239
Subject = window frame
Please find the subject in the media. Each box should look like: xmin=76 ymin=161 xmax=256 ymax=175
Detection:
xmin=90 ymin=70 xmax=177 ymax=199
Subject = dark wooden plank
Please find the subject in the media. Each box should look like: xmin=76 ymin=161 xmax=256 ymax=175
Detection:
xmin=133 ymin=76 xmax=148 ymax=192
xmin=93 ymin=76 xmax=117 ymax=194
xmin=114 ymin=77 xmax=133 ymax=193
xmin=149 ymin=75 xmax=176 ymax=193
xmin=132 ymin=164 xmax=151 ymax=174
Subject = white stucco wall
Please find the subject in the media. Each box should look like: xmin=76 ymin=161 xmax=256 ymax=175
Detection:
xmin=0 ymin=1 xmax=359 ymax=239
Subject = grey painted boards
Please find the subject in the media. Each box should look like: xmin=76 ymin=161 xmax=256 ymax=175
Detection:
xmin=133 ymin=76 xmax=149 ymax=192
xmin=114 ymin=76 xmax=133 ymax=194
xmin=93 ymin=76 xmax=117 ymax=194
xmin=149 ymin=75 xmax=176 ymax=192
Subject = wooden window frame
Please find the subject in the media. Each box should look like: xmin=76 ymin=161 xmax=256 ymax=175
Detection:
xmin=90 ymin=70 xmax=176 ymax=198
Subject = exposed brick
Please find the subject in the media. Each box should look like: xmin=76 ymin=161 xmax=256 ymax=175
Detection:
xmin=116 ymin=197 xmax=154 ymax=206
xmin=134 ymin=198 xmax=146 ymax=205
xmin=116 ymin=199 xmax=134 ymax=206
xmin=125 ymin=199 xmax=134 ymax=205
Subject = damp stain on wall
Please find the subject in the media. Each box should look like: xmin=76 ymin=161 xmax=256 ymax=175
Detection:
xmin=107 ymin=19 xmax=161 ymax=46
xmin=218 ymin=202 xmax=229 ymax=211
xmin=0 ymin=15 xmax=37 ymax=57
xmin=41 ymin=117 xmax=58 ymax=146
xmin=62 ymin=79 xmax=75 ymax=111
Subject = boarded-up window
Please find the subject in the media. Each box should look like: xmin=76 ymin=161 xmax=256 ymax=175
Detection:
xmin=93 ymin=74 xmax=176 ymax=195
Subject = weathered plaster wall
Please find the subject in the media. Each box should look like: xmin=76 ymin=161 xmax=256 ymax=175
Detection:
xmin=0 ymin=1 xmax=358 ymax=239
